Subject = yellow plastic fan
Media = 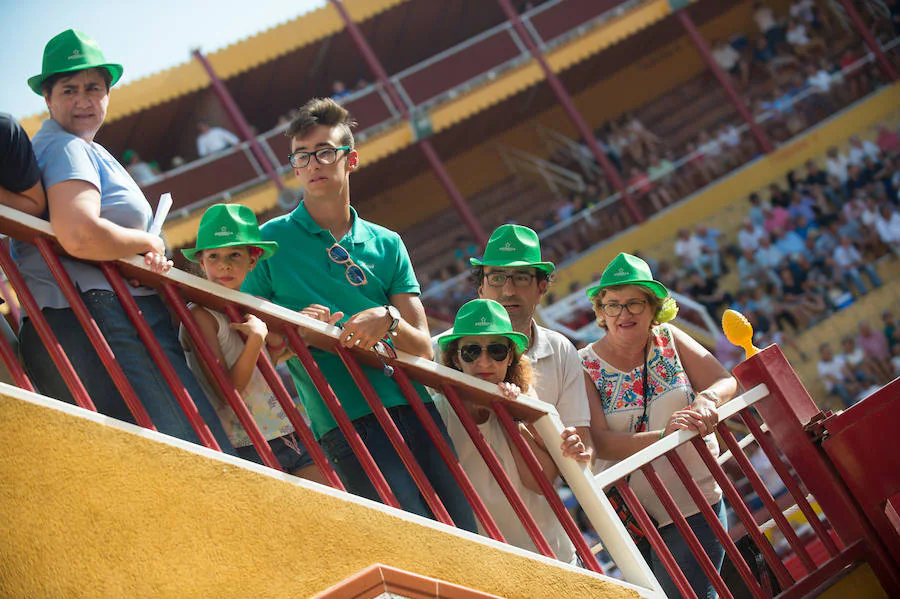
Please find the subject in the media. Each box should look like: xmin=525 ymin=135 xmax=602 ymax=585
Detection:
xmin=722 ymin=309 xmax=760 ymax=360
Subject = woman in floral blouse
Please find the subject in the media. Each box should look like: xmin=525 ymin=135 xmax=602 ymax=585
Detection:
xmin=579 ymin=252 xmax=738 ymax=599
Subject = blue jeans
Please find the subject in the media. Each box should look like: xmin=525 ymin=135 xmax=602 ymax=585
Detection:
xmin=318 ymin=403 xmax=478 ymax=533
xmin=19 ymin=290 xmax=234 ymax=453
xmin=842 ymin=265 xmax=882 ymax=295
xmin=639 ymin=500 xmax=728 ymax=599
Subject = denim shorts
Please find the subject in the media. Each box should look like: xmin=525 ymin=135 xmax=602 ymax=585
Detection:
xmin=235 ymin=432 xmax=315 ymax=473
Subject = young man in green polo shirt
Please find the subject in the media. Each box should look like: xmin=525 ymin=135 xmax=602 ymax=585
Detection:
xmin=242 ymin=97 xmax=476 ymax=532
xmin=435 ymin=225 xmax=594 ymax=461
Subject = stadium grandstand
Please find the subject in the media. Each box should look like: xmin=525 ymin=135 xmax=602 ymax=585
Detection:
xmin=4 ymin=0 xmax=900 ymax=596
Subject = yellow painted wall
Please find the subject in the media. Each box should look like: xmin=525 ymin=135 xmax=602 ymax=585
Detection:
xmin=820 ymin=564 xmax=889 ymax=599
xmin=0 ymin=389 xmax=639 ymax=599
xmin=552 ymin=83 xmax=900 ymax=292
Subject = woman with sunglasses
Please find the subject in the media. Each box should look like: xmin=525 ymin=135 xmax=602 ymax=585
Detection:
xmin=579 ymin=253 xmax=738 ymax=599
xmin=436 ymin=299 xmax=585 ymax=564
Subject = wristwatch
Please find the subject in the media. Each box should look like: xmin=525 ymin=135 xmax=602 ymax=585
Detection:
xmin=384 ymin=304 xmax=401 ymax=332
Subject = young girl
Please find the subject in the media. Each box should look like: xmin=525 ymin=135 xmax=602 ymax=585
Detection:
xmin=181 ymin=204 xmax=322 ymax=481
xmin=435 ymin=299 xmax=584 ymax=564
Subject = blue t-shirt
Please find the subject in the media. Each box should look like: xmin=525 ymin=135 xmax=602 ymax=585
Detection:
xmin=13 ymin=118 xmax=155 ymax=310
xmin=775 ymin=230 xmax=806 ymax=256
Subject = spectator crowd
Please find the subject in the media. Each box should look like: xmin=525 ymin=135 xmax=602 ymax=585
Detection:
xmin=418 ymin=0 xmax=899 ymax=318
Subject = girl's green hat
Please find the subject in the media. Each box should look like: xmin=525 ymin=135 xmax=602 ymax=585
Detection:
xmin=29 ymin=29 xmax=124 ymax=95
xmin=585 ymin=253 xmax=669 ymax=300
xmin=181 ymin=204 xmax=278 ymax=263
xmin=438 ymin=299 xmax=529 ymax=353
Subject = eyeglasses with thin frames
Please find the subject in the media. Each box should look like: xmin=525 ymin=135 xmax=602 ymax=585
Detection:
xmin=327 ymin=243 xmax=367 ymax=286
xmin=484 ymin=271 xmax=536 ymax=288
xmin=288 ymin=145 xmax=351 ymax=169
xmin=598 ymin=299 xmax=648 ymax=317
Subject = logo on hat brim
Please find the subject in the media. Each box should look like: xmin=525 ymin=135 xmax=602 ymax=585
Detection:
xmin=469 ymin=224 xmax=556 ymax=275
xmin=180 ymin=204 xmax=278 ymax=263
xmin=437 ymin=299 xmax=529 ymax=353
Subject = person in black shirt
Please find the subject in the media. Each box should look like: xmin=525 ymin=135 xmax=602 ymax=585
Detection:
xmin=0 ymin=113 xmax=46 ymax=216
xmin=891 ymin=0 xmax=900 ymax=36
xmin=779 ymin=266 xmax=827 ymax=327
xmin=803 ymin=159 xmax=828 ymax=187
xmin=845 ymin=164 xmax=871 ymax=198
xmin=686 ymin=271 xmax=732 ymax=316
xmin=768 ymin=182 xmax=791 ymax=208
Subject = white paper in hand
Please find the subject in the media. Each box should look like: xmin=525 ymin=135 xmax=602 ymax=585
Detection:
xmin=149 ymin=193 xmax=173 ymax=237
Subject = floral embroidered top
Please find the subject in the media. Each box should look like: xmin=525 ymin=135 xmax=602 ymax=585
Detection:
xmin=579 ymin=324 xmax=721 ymax=526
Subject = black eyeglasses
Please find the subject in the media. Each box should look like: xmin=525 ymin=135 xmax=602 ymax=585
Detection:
xmin=485 ymin=272 xmax=536 ymax=288
xmin=598 ymin=299 xmax=648 ymax=317
xmin=327 ymin=243 xmax=367 ymax=286
xmin=288 ymin=145 xmax=351 ymax=169
xmin=458 ymin=343 xmax=511 ymax=363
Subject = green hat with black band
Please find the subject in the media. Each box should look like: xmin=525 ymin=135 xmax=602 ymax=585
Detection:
xmin=585 ymin=252 xmax=669 ymax=300
xmin=181 ymin=204 xmax=278 ymax=263
xmin=470 ymin=224 xmax=555 ymax=275
xmin=438 ymin=299 xmax=529 ymax=353
xmin=28 ymin=29 xmax=124 ymax=95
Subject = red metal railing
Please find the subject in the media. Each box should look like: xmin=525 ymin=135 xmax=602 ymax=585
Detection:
xmin=0 ymin=205 xmax=604 ymax=574
xmin=579 ymin=349 xmax=900 ymax=597
xmin=1 ymin=204 xmax=899 ymax=596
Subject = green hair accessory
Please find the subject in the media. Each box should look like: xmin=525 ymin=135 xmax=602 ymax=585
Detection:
xmin=656 ymin=297 xmax=678 ymax=323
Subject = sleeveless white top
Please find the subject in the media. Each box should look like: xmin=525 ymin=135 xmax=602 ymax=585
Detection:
xmin=182 ymin=307 xmax=298 ymax=448
xmin=579 ymin=324 xmax=721 ymax=526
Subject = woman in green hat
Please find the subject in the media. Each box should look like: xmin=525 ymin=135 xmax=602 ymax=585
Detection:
xmin=435 ymin=298 xmax=585 ymax=564
xmin=13 ymin=30 xmax=234 ymax=453
xmin=578 ymin=253 xmax=738 ymax=597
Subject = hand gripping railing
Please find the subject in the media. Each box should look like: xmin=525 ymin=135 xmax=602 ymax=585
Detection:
xmin=0 ymin=204 xmax=618 ymax=578
xmin=6 ymin=200 xmax=896 ymax=594
xmin=550 ymin=311 xmax=900 ymax=597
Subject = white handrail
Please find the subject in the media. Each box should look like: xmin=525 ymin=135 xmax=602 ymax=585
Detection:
xmin=758 ymin=493 xmax=817 ymax=534
xmin=536 ymin=125 xmax=606 ymax=180
xmin=717 ymin=423 xmax=768 ymax=465
xmin=498 ymin=144 xmax=586 ymax=196
xmin=592 ymin=384 xmax=771 ymax=490
xmin=532 ymin=411 xmax=664 ymax=594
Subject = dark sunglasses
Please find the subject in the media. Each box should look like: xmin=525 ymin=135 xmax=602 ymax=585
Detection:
xmin=327 ymin=243 xmax=367 ymax=286
xmin=458 ymin=342 xmax=511 ymax=363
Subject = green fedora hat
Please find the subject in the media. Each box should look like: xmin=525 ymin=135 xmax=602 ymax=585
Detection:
xmin=470 ymin=224 xmax=555 ymax=275
xmin=438 ymin=299 xmax=529 ymax=354
xmin=28 ymin=29 xmax=124 ymax=95
xmin=181 ymin=204 xmax=278 ymax=263
xmin=585 ymin=253 xmax=669 ymax=300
